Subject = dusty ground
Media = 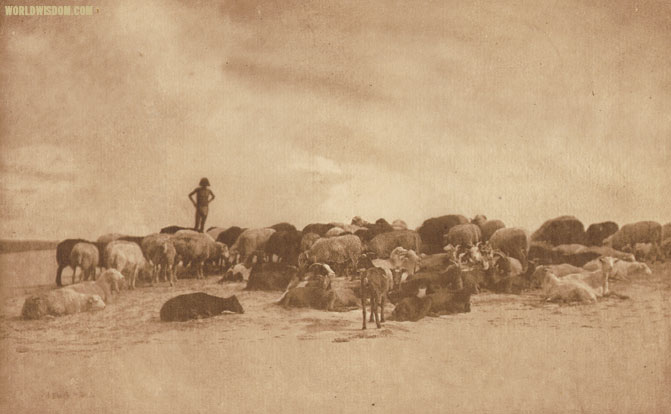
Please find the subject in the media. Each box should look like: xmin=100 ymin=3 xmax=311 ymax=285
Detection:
xmin=1 ymin=250 xmax=670 ymax=413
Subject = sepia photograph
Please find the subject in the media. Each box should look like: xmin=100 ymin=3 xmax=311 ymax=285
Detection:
xmin=1 ymin=1 xmax=670 ymax=412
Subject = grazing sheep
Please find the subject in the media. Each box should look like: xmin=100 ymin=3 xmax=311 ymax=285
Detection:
xmin=365 ymin=230 xmax=422 ymax=259
xmin=22 ymin=290 xmax=105 ymax=319
xmin=68 ymin=268 xmax=126 ymax=303
xmin=269 ymin=222 xmax=297 ymax=232
xmin=55 ymin=238 xmax=95 ymax=286
xmin=531 ymin=216 xmax=586 ymax=246
xmin=265 ymin=230 xmax=303 ymax=265
xmin=299 ymin=234 xmax=363 ymax=276
xmin=361 ymin=267 xmax=390 ymax=329
xmin=160 ymin=293 xmax=244 ymax=322
xmin=300 ymin=232 xmax=321 ymax=252
xmin=142 ymin=234 xmax=177 ymax=286
xmin=171 ymin=232 xmax=212 ymax=279
xmin=69 ymin=242 xmax=100 ymax=284
xmin=445 ymin=223 xmax=482 ymax=247
xmin=488 ymin=227 xmax=529 ymax=268
xmin=206 ymin=226 xmax=227 ymax=241
xmin=471 ymin=215 xmax=506 ymax=242
xmin=160 ymin=225 xmax=193 ymax=234
xmin=229 ymin=228 xmax=276 ymax=264
xmin=603 ymin=221 xmax=662 ymax=251
xmin=585 ymin=221 xmax=619 ymax=246
xmin=105 ymin=240 xmax=147 ymax=289
xmin=325 ymin=227 xmax=347 ymax=237
xmin=301 ymin=223 xmax=335 ymax=237
xmin=417 ymin=214 xmax=469 ymax=254
xmin=391 ymin=219 xmax=408 ymax=231
xmin=216 ymin=226 xmax=246 ymax=247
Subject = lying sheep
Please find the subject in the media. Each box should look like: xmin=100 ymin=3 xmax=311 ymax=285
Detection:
xmin=561 ymin=257 xmax=617 ymax=297
xmin=541 ymin=273 xmax=599 ymax=304
xmin=531 ymin=264 xmax=583 ymax=287
xmin=160 ymin=293 xmax=244 ymax=322
xmin=68 ymin=269 xmax=125 ymax=303
xmin=390 ymin=296 xmax=433 ymax=322
xmin=69 ymin=242 xmax=100 ymax=284
xmin=22 ymin=290 xmax=106 ymax=319
xmin=582 ymin=257 xmax=651 ymax=279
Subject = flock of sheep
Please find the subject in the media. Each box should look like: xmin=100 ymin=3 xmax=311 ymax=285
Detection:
xmin=21 ymin=214 xmax=670 ymax=329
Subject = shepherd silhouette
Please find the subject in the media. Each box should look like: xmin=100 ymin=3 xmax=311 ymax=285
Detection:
xmin=188 ymin=177 xmax=215 ymax=232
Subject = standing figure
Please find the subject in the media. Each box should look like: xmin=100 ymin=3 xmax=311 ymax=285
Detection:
xmin=189 ymin=177 xmax=215 ymax=233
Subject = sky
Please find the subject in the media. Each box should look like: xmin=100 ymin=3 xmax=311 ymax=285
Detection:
xmin=0 ymin=0 xmax=669 ymax=240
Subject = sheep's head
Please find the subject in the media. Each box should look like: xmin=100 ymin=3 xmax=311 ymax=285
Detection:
xmin=87 ymin=295 xmax=106 ymax=311
xmin=226 ymin=295 xmax=244 ymax=314
xmin=471 ymin=215 xmax=487 ymax=226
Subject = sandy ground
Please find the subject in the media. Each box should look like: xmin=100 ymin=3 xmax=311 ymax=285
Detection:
xmin=1 ymin=250 xmax=670 ymax=413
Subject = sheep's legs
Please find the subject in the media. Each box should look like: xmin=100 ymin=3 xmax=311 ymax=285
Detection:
xmin=372 ymin=297 xmax=381 ymax=328
xmin=56 ymin=265 xmax=65 ymax=287
xmin=72 ymin=265 xmax=78 ymax=285
xmin=380 ymin=294 xmax=386 ymax=323
xmin=361 ymin=280 xmax=367 ymax=330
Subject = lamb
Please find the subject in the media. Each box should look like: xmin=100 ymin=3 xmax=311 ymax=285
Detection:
xmin=69 ymin=242 xmax=100 ymax=284
xmin=105 ymin=240 xmax=147 ymax=289
xmin=22 ymin=289 xmax=105 ymax=319
xmin=361 ymin=267 xmax=390 ymax=329
xmin=68 ymin=268 xmax=126 ymax=303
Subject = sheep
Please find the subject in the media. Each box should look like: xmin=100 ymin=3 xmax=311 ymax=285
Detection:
xmin=390 ymin=295 xmax=433 ymax=322
xmin=55 ymin=238 xmax=96 ymax=286
xmin=365 ymin=230 xmax=422 ymax=259
xmin=142 ymin=234 xmax=177 ymax=286
xmin=299 ymin=234 xmax=363 ymax=276
xmin=160 ymin=225 xmax=193 ymax=234
xmin=531 ymin=263 xmax=583 ymax=287
xmin=489 ymin=227 xmax=530 ymax=269
xmin=105 ymin=240 xmax=147 ymax=289
xmin=541 ymin=272 xmax=599 ymax=304
xmin=229 ymin=228 xmax=276 ymax=264
xmin=301 ymin=223 xmax=335 ymax=237
xmin=206 ymin=226 xmax=227 ymax=241
xmin=216 ymin=226 xmax=246 ymax=247
xmin=171 ymin=232 xmax=212 ymax=279
xmin=69 ymin=242 xmax=100 ymax=284
xmin=603 ymin=221 xmax=662 ymax=252
xmin=426 ymin=280 xmax=479 ymax=314
xmin=96 ymin=233 xmax=126 ymax=245
xmin=471 ymin=215 xmax=506 ymax=242
xmin=531 ymin=216 xmax=586 ymax=246
xmin=160 ymin=293 xmax=244 ymax=322
xmin=245 ymin=263 xmax=298 ymax=291
xmin=300 ymin=232 xmax=321 ymax=252
xmin=221 ymin=262 xmax=253 ymax=283
xmin=277 ymin=263 xmax=335 ymax=303
xmin=391 ymin=219 xmax=408 ymax=231
xmin=269 ymin=222 xmax=297 ymax=232
xmin=265 ymin=230 xmax=303 ymax=265
xmin=445 ymin=223 xmax=482 ymax=247
xmin=417 ymin=214 xmax=469 ymax=254
xmin=582 ymin=257 xmax=651 ymax=279
xmin=388 ymin=247 xmax=421 ymax=288
xmin=625 ymin=242 xmax=663 ymax=263
xmin=278 ymin=286 xmax=336 ymax=311
xmin=361 ymin=267 xmax=390 ymax=329
xmin=22 ymin=290 xmax=105 ymax=319
xmin=585 ymin=221 xmax=619 ymax=246
xmin=325 ymin=227 xmax=347 ymax=237
xmin=560 ymin=257 xmax=617 ymax=297
xmin=68 ymin=268 xmax=126 ymax=303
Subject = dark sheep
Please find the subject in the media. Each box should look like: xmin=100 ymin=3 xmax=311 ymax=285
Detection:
xmin=160 ymin=292 xmax=244 ymax=322
xmin=531 ymin=216 xmax=585 ymax=246
xmin=265 ymin=230 xmax=303 ymax=265
xmin=269 ymin=222 xmax=297 ymax=232
xmin=584 ymin=221 xmax=619 ymax=246
xmin=426 ymin=282 xmax=478 ymax=314
xmin=216 ymin=226 xmax=246 ymax=247
xmin=417 ymin=215 xmax=469 ymax=254
xmin=301 ymin=223 xmax=335 ymax=237
xmin=160 ymin=225 xmax=194 ymax=234
xmin=245 ymin=263 xmax=299 ymax=291
xmin=278 ymin=286 xmax=336 ymax=310
xmin=55 ymin=239 xmax=106 ymax=286
xmin=389 ymin=296 xmax=433 ymax=322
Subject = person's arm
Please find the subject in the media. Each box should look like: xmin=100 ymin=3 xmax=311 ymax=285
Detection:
xmin=209 ymin=190 xmax=216 ymax=203
xmin=188 ymin=189 xmax=197 ymax=206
